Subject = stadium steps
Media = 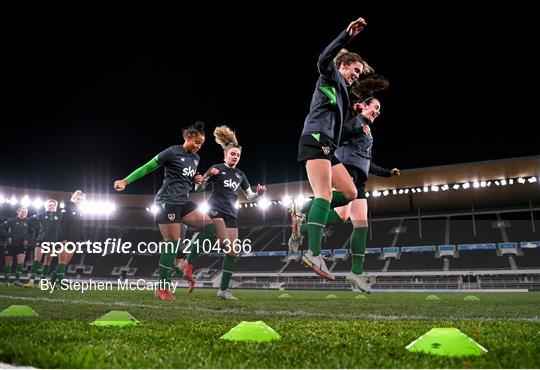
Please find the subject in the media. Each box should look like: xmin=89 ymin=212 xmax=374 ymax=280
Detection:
xmin=497 ymin=213 xmax=510 ymax=243
xmin=278 ymin=260 xmax=290 ymax=274
xmin=509 ymin=255 xmax=518 ymax=270
xmin=391 ymin=219 xmax=405 ymax=247
xmin=382 ymin=258 xmax=390 ymax=272
xmin=443 ymin=257 xmax=450 ymax=271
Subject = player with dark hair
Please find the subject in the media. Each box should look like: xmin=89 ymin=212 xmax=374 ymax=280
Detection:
xmin=114 ymin=121 xmax=227 ymax=300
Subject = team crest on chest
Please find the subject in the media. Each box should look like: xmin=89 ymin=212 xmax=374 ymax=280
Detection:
xmin=321 ymin=146 xmax=331 ymax=155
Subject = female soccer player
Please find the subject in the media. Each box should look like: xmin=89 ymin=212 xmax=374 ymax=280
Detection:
xmin=291 ymin=76 xmax=400 ymax=292
xmin=53 ymin=190 xmax=86 ymax=286
xmin=337 ymin=77 xmax=399 ymax=291
xmin=195 ymin=125 xmax=266 ymax=300
xmin=296 ymin=17 xmax=373 ymax=280
xmin=114 ymin=121 xmax=227 ymax=300
xmin=1 ymin=207 xmax=30 ymax=286
xmin=25 ymin=199 xmax=60 ymax=287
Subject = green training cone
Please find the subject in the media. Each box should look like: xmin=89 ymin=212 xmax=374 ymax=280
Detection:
xmin=220 ymin=321 xmax=281 ymax=342
xmin=326 ymin=294 xmax=338 ymax=299
xmin=278 ymin=293 xmax=291 ymax=299
xmin=0 ymin=305 xmax=39 ymax=317
xmin=464 ymin=295 xmax=480 ymax=301
xmin=91 ymin=310 xmax=139 ymax=327
xmin=406 ymin=327 xmax=488 ymax=357
xmin=425 ymin=294 xmax=441 ymax=301
xmin=355 ymin=294 xmax=368 ymax=300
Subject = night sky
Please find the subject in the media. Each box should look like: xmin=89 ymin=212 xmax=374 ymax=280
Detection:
xmin=1 ymin=10 xmax=534 ymax=195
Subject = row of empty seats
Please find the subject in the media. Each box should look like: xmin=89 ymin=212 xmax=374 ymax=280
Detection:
xmin=9 ymin=244 xmax=539 ymax=278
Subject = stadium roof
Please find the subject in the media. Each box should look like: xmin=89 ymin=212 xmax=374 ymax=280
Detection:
xmin=1 ymin=156 xmax=538 ymax=223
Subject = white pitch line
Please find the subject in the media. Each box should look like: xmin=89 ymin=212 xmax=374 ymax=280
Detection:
xmin=0 ymin=362 xmax=37 ymax=369
xmin=1 ymin=295 xmax=539 ymax=322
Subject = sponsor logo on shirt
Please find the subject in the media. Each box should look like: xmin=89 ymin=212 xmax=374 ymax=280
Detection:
xmin=224 ymin=179 xmax=240 ymax=191
xmin=182 ymin=166 xmax=196 ymax=177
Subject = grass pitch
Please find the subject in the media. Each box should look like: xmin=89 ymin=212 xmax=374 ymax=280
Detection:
xmin=0 ymin=286 xmax=539 ymax=368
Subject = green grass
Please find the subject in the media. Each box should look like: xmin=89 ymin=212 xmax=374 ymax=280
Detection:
xmin=0 ymin=286 xmax=539 ymax=368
